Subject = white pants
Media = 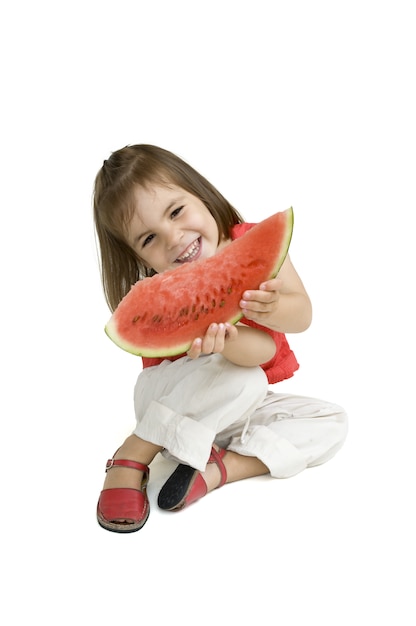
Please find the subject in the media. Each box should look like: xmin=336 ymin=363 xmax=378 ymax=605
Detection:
xmin=133 ymin=354 xmax=348 ymax=478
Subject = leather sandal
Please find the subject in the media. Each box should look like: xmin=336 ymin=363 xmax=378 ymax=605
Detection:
xmin=157 ymin=447 xmax=227 ymax=511
xmin=97 ymin=456 xmax=150 ymax=533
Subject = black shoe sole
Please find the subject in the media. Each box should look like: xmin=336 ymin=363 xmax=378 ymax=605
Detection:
xmin=157 ymin=464 xmax=198 ymax=511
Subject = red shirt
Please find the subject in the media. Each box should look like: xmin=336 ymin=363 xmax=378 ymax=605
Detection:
xmin=142 ymin=222 xmax=299 ymax=384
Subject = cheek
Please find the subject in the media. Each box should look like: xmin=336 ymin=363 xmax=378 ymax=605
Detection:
xmin=204 ymin=213 xmax=220 ymax=241
xmin=144 ymin=252 xmax=166 ymax=274
xmin=135 ymin=248 xmax=154 ymax=270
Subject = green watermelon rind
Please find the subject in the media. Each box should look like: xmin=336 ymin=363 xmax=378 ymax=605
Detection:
xmin=105 ymin=309 xmax=245 ymax=357
xmin=105 ymin=207 xmax=294 ymax=357
xmin=269 ymin=206 xmax=293 ymax=278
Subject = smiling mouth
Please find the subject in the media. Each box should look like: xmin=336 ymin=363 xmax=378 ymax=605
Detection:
xmin=175 ymin=238 xmax=201 ymax=263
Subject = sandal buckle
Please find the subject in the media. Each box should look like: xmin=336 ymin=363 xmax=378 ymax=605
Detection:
xmin=105 ymin=458 xmax=114 ymax=472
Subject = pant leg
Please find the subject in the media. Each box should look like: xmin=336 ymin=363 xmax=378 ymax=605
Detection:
xmin=223 ymin=391 xmax=348 ymax=478
xmin=133 ymin=354 xmax=269 ymax=471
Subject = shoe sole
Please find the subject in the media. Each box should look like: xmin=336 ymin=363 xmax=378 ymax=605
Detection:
xmin=96 ymin=505 xmax=150 ymax=533
xmin=157 ymin=464 xmax=198 ymax=511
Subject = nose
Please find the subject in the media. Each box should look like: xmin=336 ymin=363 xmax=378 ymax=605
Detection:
xmin=166 ymin=226 xmax=183 ymax=250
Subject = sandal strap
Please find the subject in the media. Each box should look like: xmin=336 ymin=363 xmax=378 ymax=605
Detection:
xmin=208 ymin=447 xmax=227 ymax=488
xmin=106 ymin=458 xmax=149 ymax=475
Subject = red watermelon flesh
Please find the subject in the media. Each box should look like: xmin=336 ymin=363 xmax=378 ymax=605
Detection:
xmin=105 ymin=208 xmax=294 ymax=357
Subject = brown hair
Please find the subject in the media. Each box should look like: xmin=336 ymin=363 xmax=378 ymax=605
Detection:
xmin=93 ymin=144 xmax=244 ymax=312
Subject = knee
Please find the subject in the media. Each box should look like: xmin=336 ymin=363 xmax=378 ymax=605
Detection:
xmin=234 ymin=363 xmax=269 ymax=400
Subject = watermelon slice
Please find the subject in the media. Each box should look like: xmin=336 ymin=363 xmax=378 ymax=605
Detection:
xmin=105 ymin=208 xmax=294 ymax=356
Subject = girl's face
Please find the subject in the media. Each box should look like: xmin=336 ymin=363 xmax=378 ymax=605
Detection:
xmin=127 ymin=183 xmax=228 ymax=274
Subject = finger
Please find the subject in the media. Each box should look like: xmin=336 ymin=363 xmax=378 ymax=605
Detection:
xmin=240 ymin=298 xmax=273 ymax=313
xmin=242 ymin=300 xmax=277 ymax=321
xmin=241 ymin=289 xmax=275 ymax=305
xmin=204 ymin=322 xmax=229 ymax=354
xmin=259 ymin=278 xmax=283 ymax=291
xmin=201 ymin=323 xmax=219 ymax=353
xmin=224 ymin=323 xmax=238 ymax=341
xmin=212 ymin=323 xmax=227 ymax=352
xmin=187 ymin=337 xmax=202 ymax=359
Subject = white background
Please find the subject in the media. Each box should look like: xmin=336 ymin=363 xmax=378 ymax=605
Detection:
xmin=1 ymin=1 xmax=415 ymax=624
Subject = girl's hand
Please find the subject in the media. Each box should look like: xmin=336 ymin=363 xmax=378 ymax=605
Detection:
xmin=187 ymin=322 xmax=238 ymax=359
xmin=239 ymin=278 xmax=283 ymax=326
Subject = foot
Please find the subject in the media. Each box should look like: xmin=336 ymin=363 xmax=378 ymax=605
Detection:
xmin=158 ymin=446 xmax=270 ymax=512
xmin=102 ymin=435 xmax=162 ymax=491
xmin=96 ymin=436 xmax=162 ymax=533
xmin=97 ymin=457 xmax=150 ymax=533
xmin=158 ymin=446 xmax=227 ymax=511
xmin=196 ymin=446 xmax=227 ymax=492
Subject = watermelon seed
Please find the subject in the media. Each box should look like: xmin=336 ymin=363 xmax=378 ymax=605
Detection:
xmin=132 ymin=315 xmax=140 ymax=323
xmin=219 ymin=300 xmax=225 ymax=307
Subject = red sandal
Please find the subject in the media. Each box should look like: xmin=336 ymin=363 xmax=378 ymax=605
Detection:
xmin=97 ymin=456 xmax=150 ymax=533
xmin=157 ymin=447 xmax=227 ymax=511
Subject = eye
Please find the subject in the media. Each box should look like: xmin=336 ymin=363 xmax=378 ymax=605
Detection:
xmin=142 ymin=233 xmax=155 ymax=248
xmin=170 ymin=206 xmax=184 ymax=218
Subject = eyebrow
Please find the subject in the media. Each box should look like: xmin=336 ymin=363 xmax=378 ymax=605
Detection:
xmin=132 ymin=197 xmax=184 ymax=246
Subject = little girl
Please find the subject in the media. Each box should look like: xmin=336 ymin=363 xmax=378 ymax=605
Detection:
xmin=93 ymin=144 xmax=348 ymax=533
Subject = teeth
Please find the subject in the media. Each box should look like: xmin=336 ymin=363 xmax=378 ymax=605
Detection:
xmin=177 ymin=239 xmax=199 ymax=262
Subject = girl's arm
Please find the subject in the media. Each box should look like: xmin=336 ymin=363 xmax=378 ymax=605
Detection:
xmin=239 ymin=255 xmax=312 ymax=333
xmin=187 ymin=322 xmax=276 ymax=367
